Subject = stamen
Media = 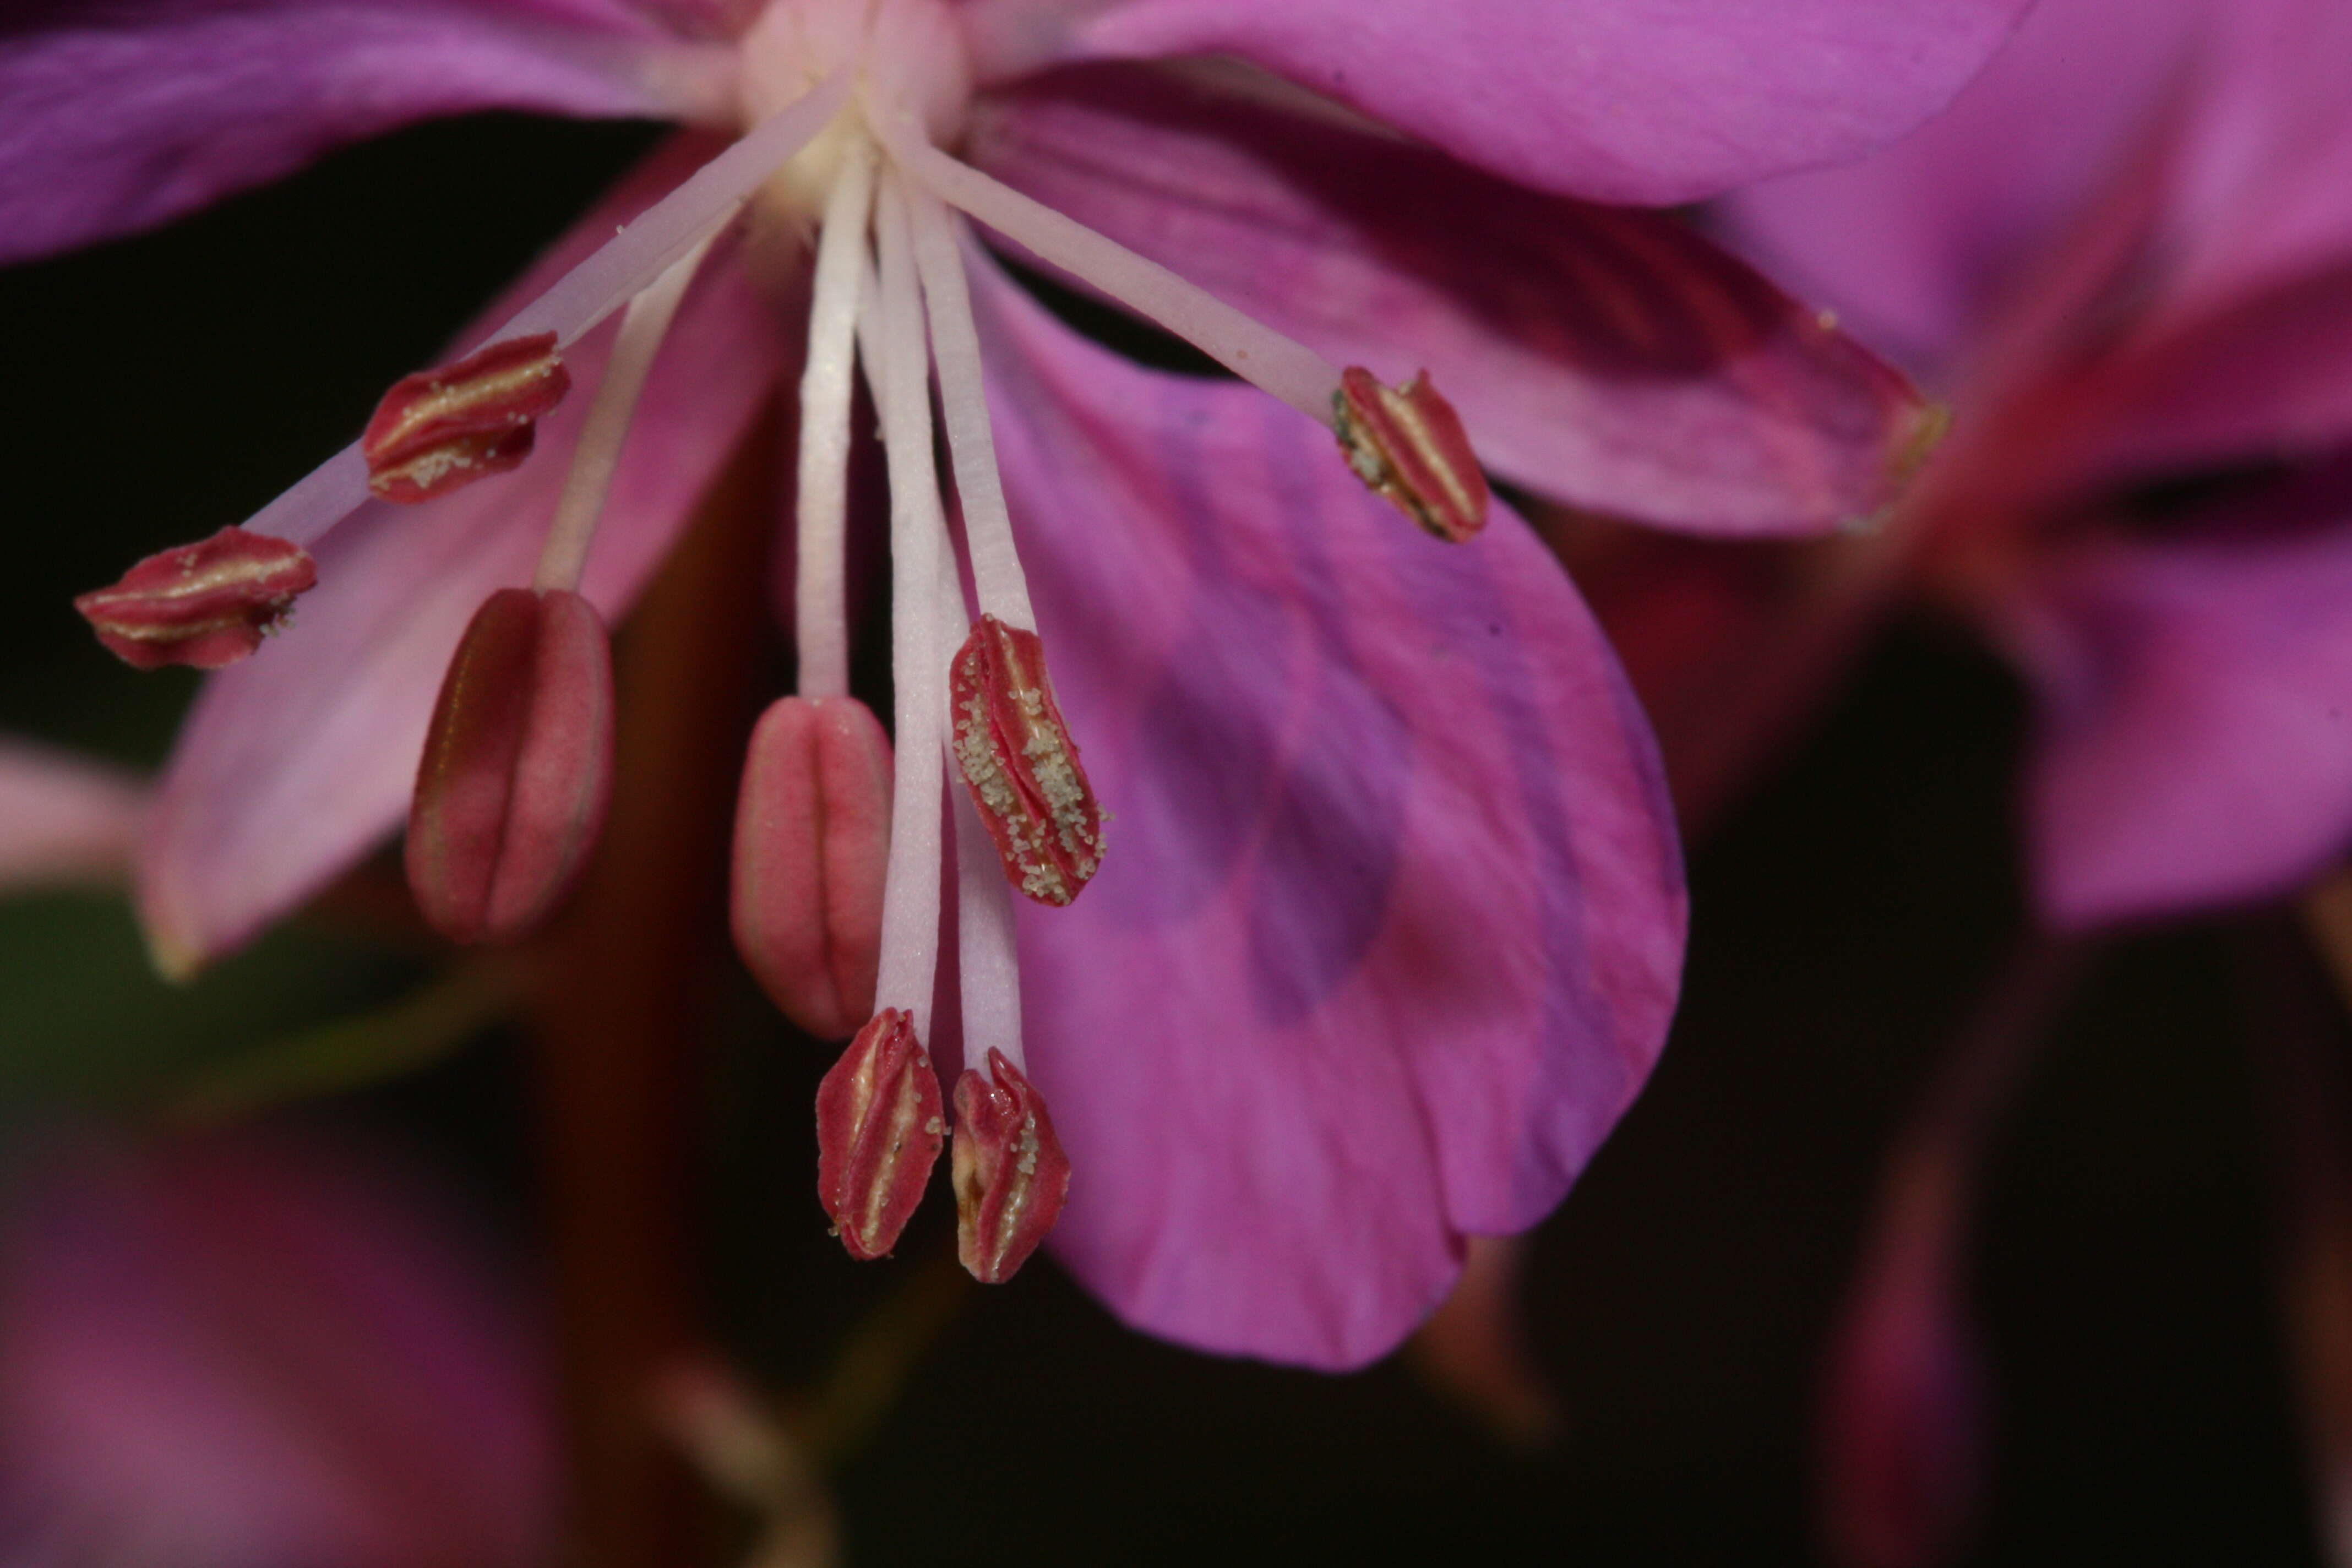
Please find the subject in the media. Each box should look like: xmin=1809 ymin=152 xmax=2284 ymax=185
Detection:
xmin=74 ymin=528 xmax=317 ymax=671
xmin=363 ymin=333 xmax=571 ymax=505
xmin=1332 ymin=367 xmax=1491 ymax=541
xmin=533 ymin=232 xmax=720 ymax=594
xmin=906 ymin=181 xmax=1031 ymax=629
xmin=228 ymin=71 xmax=852 ymax=552
xmin=934 ymin=556 xmax=1026 ymax=1076
xmin=865 ymin=171 xmax=951 ymax=1031
xmin=793 ymin=135 xmax=878 ymax=699
xmin=876 ymin=123 xmax=1343 ymax=427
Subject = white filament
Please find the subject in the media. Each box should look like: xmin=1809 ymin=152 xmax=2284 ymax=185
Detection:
xmin=242 ymin=71 xmax=850 ymax=552
xmin=906 ymin=181 xmax=1033 ymax=630
xmin=533 ymin=231 xmax=718 ymax=593
xmin=877 ymin=119 xmax=1343 ymax=428
xmin=865 ymin=173 xmax=949 ymax=1035
xmin=934 ymin=553 xmax=1027 ymax=1076
xmin=792 ymin=135 xmax=878 ymax=698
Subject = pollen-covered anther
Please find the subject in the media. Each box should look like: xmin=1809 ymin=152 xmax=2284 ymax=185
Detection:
xmin=74 ymin=526 xmax=317 ymax=671
xmin=362 ymin=332 xmax=571 ymax=503
xmin=949 ymin=615 xmax=1104 ymax=907
xmin=1333 ymin=366 xmax=1490 ymax=542
xmin=952 ymin=1049 xmax=1071 ymax=1285
xmin=816 ymin=1009 xmax=946 ymax=1260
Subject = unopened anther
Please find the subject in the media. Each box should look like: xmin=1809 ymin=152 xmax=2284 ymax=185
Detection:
xmin=731 ymin=695 xmax=894 ymax=1039
xmin=406 ymin=587 xmax=613 ymax=944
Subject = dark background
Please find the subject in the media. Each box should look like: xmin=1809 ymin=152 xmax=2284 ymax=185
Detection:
xmin=0 ymin=111 xmax=2319 ymax=1566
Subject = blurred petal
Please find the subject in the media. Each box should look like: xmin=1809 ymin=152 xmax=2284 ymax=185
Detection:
xmin=0 ymin=739 xmax=145 ymax=891
xmin=1719 ymin=0 xmax=2208 ymax=371
xmin=1816 ymin=939 xmax=2070 ymax=1568
xmin=0 ymin=1128 xmax=552 ymax=1568
xmin=968 ymin=67 xmax=1935 ymax=536
xmin=2000 ymin=511 xmax=2352 ymax=927
xmin=972 ymin=258 xmax=1686 ymax=1369
xmin=1403 ymin=1234 xmax=1561 ymax=1449
xmin=2022 ymin=264 xmax=2352 ymax=497
xmin=2158 ymin=0 xmax=2352 ymax=327
xmin=137 ymin=136 xmax=787 ymax=973
xmin=0 ymin=0 xmax=734 ymax=264
xmin=1817 ymin=1162 xmax=1986 ymax=1568
xmin=959 ymin=0 xmax=2032 ymax=206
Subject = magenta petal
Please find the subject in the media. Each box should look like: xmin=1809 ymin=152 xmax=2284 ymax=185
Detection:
xmin=1721 ymin=0 xmax=2209 ymax=371
xmin=969 ymin=68 xmax=1932 ymax=536
xmin=970 ymin=259 xmax=1686 ymax=1368
xmin=0 ymin=0 xmax=730 ymax=264
xmin=2027 ymin=266 xmax=2352 ymax=499
xmin=0 ymin=1130 xmax=553 ymax=1568
xmin=2156 ymin=0 xmax=2352 ymax=328
xmin=0 ymin=738 xmax=145 ymax=892
xmin=137 ymin=138 xmax=786 ymax=973
xmin=2000 ymin=522 xmax=2352 ymax=928
xmin=961 ymin=0 xmax=2030 ymax=205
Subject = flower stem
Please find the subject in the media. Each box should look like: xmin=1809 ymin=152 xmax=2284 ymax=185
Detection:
xmin=525 ymin=402 xmax=787 ymax=1568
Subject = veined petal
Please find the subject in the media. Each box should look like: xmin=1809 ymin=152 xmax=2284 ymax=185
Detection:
xmin=967 ymin=67 xmax=1934 ymax=536
xmin=970 ymin=257 xmax=1686 ymax=1369
xmin=137 ymin=138 xmax=786 ymax=973
xmin=0 ymin=738 xmax=146 ymax=892
xmin=0 ymin=0 xmax=736 ymax=264
xmin=1997 ymin=515 xmax=2352 ymax=928
xmin=958 ymin=0 xmax=2031 ymax=206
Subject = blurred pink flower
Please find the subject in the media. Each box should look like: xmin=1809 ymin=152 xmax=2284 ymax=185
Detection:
xmin=1726 ymin=0 xmax=2352 ymax=927
xmin=0 ymin=1128 xmax=556 ymax=1568
xmin=9 ymin=0 xmax=2028 ymax=1364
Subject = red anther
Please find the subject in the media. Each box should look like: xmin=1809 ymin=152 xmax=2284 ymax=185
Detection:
xmin=949 ymin=616 xmax=1104 ymax=907
xmin=74 ymin=526 xmax=317 ymax=671
xmin=406 ymin=587 xmax=613 ymax=944
xmin=816 ymin=1009 xmax=946 ymax=1260
xmin=362 ymin=333 xmax=570 ymax=504
xmin=951 ymin=1049 xmax=1071 ymax=1285
xmin=1333 ymin=366 xmax=1489 ymax=542
xmin=731 ymin=695 xmax=894 ymax=1040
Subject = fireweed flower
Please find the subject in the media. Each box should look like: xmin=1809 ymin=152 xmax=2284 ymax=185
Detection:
xmin=12 ymin=0 xmax=2028 ymax=1363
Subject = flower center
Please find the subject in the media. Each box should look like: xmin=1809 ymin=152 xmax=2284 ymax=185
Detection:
xmin=738 ymin=0 xmax=972 ymax=217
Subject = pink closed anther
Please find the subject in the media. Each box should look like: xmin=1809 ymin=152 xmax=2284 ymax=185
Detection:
xmin=729 ymin=694 xmax=894 ymax=1040
xmin=406 ymin=587 xmax=614 ymax=944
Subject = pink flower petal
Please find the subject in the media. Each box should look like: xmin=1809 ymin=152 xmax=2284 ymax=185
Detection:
xmin=1999 ymin=515 xmax=2352 ymax=927
xmin=137 ymin=135 xmax=787 ymax=973
xmin=966 ymin=67 xmax=1933 ymax=536
xmin=0 ymin=1129 xmax=553 ymax=1568
xmin=2022 ymin=265 xmax=2352 ymax=498
xmin=0 ymin=0 xmax=733 ymax=264
xmin=0 ymin=738 xmax=145 ymax=892
xmin=971 ymin=257 xmax=1686 ymax=1368
xmin=1721 ymin=0 xmax=2209 ymax=372
xmin=959 ymin=0 xmax=2032 ymax=206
